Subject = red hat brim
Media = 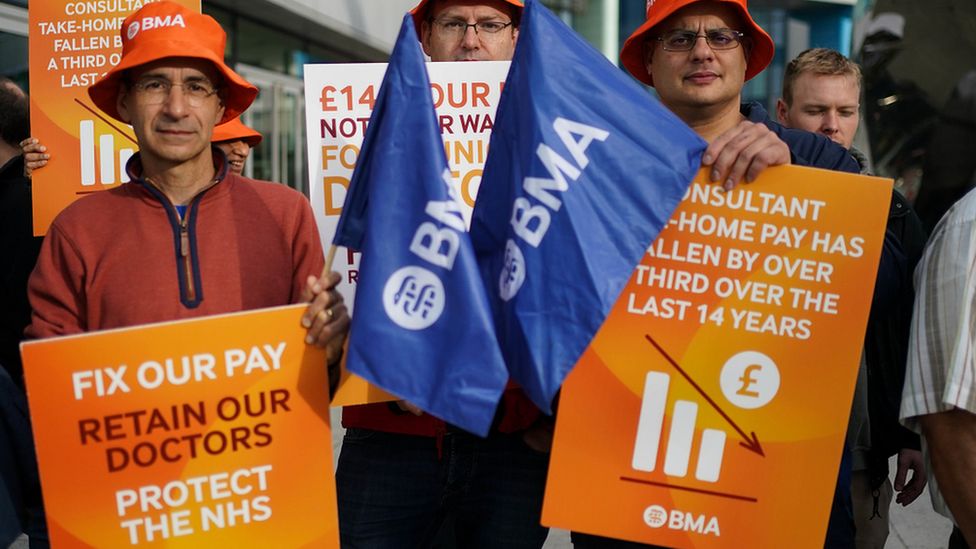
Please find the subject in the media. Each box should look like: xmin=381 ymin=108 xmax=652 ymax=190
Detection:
xmin=212 ymin=117 xmax=263 ymax=147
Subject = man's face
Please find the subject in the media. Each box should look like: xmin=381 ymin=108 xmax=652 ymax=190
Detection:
xmin=116 ymin=57 xmax=225 ymax=168
xmin=216 ymin=139 xmax=250 ymax=175
xmin=777 ymin=73 xmax=860 ymax=149
xmin=421 ymin=0 xmax=518 ymax=62
xmin=644 ymin=3 xmax=748 ymax=115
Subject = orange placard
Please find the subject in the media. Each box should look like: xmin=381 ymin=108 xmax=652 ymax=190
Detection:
xmin=330 ymin=364 xmax=396 ymax=407
xmin=21 ymin=305 xmax=338 ymax=547
xmin=28 ymin=0 xmax=199 ymax=235
xmin=543 ymin=166 xmax=891 ymax=547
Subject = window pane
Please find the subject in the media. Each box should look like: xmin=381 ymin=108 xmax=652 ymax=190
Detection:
xmin=202 ymin=5 xmax=234 ymax=59
xmin=237 ymin=19 xmax=303 ymax=77
xmin=245 ymin=87 xmax=274 ymax=182
xmin=0 ymin=31 xmax=28 ymax=90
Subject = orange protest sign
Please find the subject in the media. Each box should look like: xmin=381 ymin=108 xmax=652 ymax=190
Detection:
xmin=305 ymin=62 xmax=509 ymax=407
xmin=330 ymin=364 xmax=396 ymax=407
xmin=543 ymin=165 xmax=891 ymax=547
xmin=28 ymin=0 xmax=199 ymax=235
xmin=21 ymin=305 xmax=338 ymax=547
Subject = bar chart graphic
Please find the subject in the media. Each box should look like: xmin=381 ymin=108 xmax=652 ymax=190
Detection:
xmin=632 ymin=371 xmax=727 ymax=483
xmin=79 ymin=119 xmax=134 ymax=187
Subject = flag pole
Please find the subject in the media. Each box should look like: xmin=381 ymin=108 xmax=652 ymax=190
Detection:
xmin=322 ymin=244 xmax=338 ymax=279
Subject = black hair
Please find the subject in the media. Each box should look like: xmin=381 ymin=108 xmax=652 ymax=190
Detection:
xmin=0 ymin=76 xmax=29 ymax=147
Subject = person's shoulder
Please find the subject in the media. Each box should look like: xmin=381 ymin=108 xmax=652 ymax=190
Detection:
xmin=919 ymin=188 xmax=976 ymax=272
xmin=49 ymin=185 xmax=139 ymax=229
xmin=742 ymin=101 xmax=858 ymax=173
xmin=227 ymin=174 xmax=311 ymax=214
xmin=777 ymin=124 xmax=856 ymax=172
xmin=849 ymin=147 xmax=872 ymax=174
xmin=741 ymin=101 xmax=817 ymax=153
xmin=937 ymin=186 xmax=976 ymax=230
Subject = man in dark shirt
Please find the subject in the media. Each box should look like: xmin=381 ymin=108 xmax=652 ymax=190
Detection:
xmin=0 ymin=75 xmax=47 ymax=549
xmin=0 ymin=76 xmax=42 ymax=387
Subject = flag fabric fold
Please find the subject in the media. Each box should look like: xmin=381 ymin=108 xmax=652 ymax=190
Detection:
xmin=333 ymin=14 xmax=509 ymax=436
xmin=470 ymin=0 xmax=708 ymax=412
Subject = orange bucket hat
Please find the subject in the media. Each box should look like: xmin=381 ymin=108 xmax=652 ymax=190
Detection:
xmin=619 ymin=0 xmax=774 ymax=87
xmin=409 ymin=0 xmax=524 ymax=39
xmin=88 ymin=1 xmax=257 ymax=124
xmin=212 ymin=117 xmax=262 ymax=147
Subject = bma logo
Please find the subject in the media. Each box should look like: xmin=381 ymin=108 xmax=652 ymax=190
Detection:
xmin=499 ymin=239 xmax=526 ymax=301
xmin=127 ymin=14 xmax=187 ymax=40
xmin=383 ymin=266 xmax=445 ymax=330
xmin=642 ymin=505 xmax=720 ymax=537
xmin=643 ymin=505 xmax=667 ymax=528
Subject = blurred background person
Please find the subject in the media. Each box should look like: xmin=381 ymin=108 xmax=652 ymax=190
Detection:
xmin=901 ymin=184 xmax=976 ymax=549
xmin=777 ymin=47 xmax=929 ymax=549
xmin=0 ymin=75 xmax=48 ymax=549
xmin=211 ymin=116 xmax=262 ymax=175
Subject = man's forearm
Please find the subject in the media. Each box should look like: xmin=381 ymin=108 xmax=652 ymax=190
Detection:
xmin=920 ymin=408 xmax=976 ymax=544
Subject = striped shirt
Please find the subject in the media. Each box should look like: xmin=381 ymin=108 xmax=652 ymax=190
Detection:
xmin=901 ymin=186 xmax=976 ymax=519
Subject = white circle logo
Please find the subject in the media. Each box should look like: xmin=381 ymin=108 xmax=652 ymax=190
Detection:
xmin=382 ymin=266 xmax=445 ymax=330
xmin=499 ymin=239 xmax=525 ymax=302
xmin=127 ymin=21 xmax=140 ymax=40
xmin=719 ymin=350 xmax=780 ymax=409
xmin=643 ymin=505 xmax=667 ymax=528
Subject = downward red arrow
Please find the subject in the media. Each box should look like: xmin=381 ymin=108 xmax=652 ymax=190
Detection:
xmin=644 ymin=334 xmax=765 ymax=458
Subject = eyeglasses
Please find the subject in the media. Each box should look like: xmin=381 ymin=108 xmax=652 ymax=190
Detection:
xmin=654 ymin=29 xmax=746 ymax=52
xmin=431 ymin=18 xmax=514 ymax=41
xmin=130 ymin=77 xmax=220 ymax=106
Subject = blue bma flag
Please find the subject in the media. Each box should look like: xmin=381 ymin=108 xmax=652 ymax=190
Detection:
xmin=334 ymin=14 xmax=508 ymax=436
xmin=470 ymin=0 xmax=708 ymax=412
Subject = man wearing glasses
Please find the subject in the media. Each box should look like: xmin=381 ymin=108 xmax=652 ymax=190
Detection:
xmin=420 ymin=0 xmax=518 ymax=61
xmin=335 ymin=1 xmax=553 ymax=548
xmin=28 ymin=3 xmax=348 ymax=381
xmin=567 ymin=0 xmax=906 ymax=547
xmin=618 ymin=0 xmax=859 ymax=188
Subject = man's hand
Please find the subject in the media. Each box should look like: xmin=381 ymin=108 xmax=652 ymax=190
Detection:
xmin=702 ymin=121 xmax=791 ymax=190
xmin=300 ymin=272 xmax=349 ymax=366
xmin=893 ymin=448 xmax=927 ymax=506
xmin=20 ymin=138 xmax=49 ymax=177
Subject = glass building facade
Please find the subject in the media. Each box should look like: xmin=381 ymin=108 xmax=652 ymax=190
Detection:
xmin=4 ymin=0 xmax=972 ymax=212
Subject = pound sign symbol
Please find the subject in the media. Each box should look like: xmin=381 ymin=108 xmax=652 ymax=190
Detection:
xmin=736 ymin=364 xmax=762 ymax=398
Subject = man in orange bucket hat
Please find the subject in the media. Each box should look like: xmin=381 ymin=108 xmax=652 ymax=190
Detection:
xmin=211 ymin=117 xmax=262 ymax=175
xmin=581 ymin=1 xmax=882 ymax=548
xmin=619 ymin=0 xmax=792 ymax=191
xmin=28 ymin=2 xmax=348 ymax=373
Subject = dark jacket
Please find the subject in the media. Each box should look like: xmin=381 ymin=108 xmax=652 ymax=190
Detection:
xmin=863 ymin=190 xmax=926 ymax=484
xmin=744 ymin=102 xmax=925 ymax=486
xmin=0 ymin=155 xmax=43 ymax=386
